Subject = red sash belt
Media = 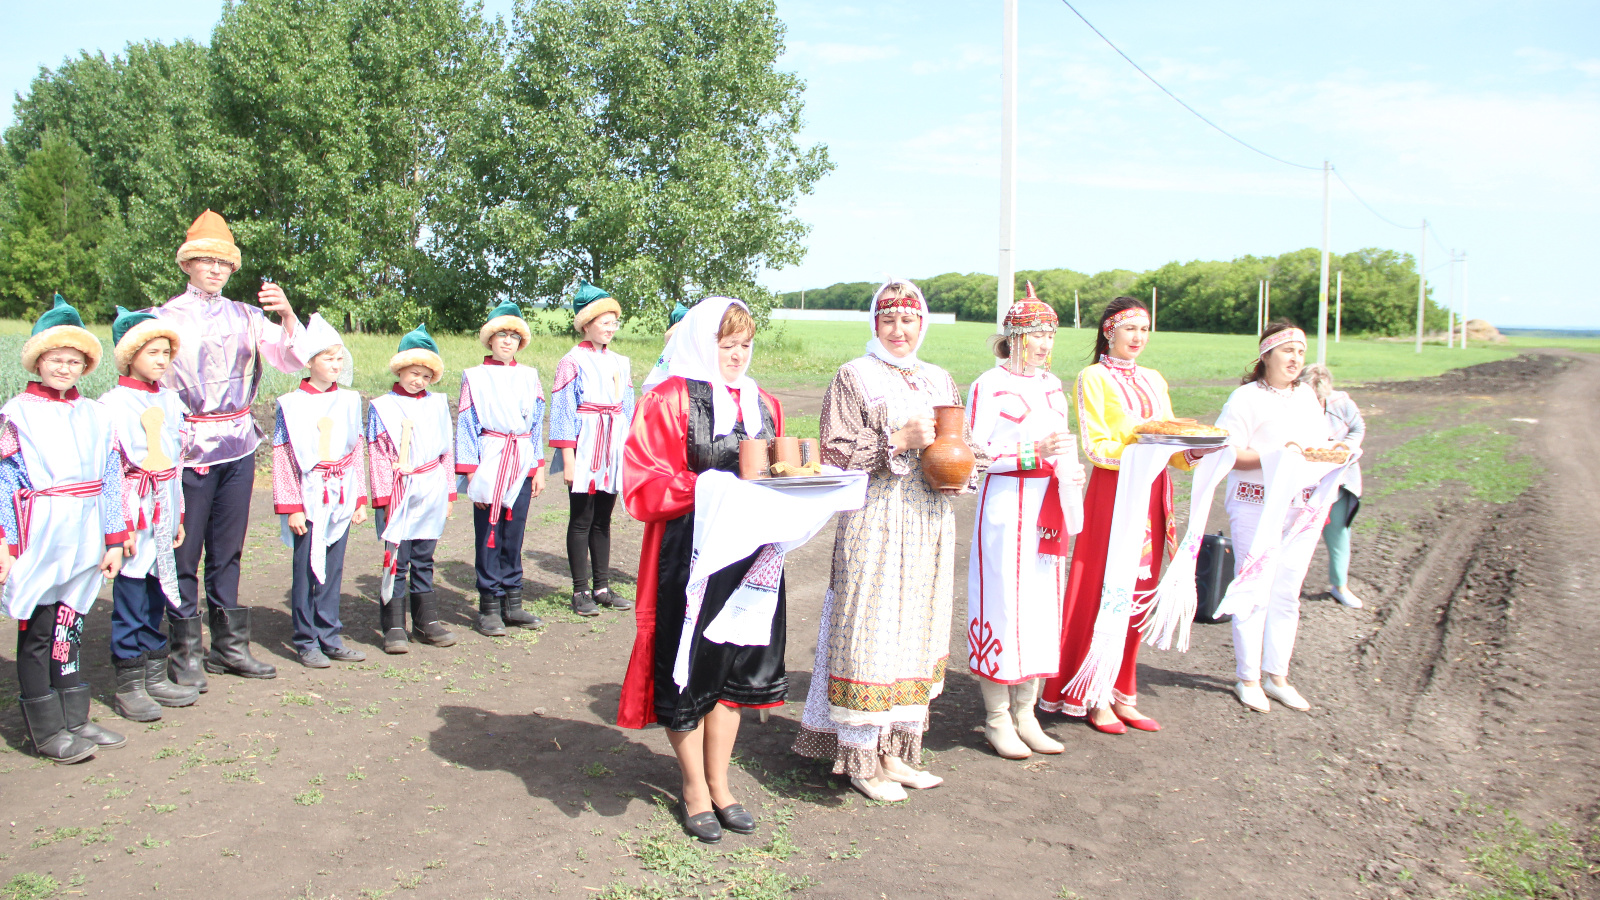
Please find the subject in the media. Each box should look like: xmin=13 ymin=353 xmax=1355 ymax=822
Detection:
xmin=184 ymin=407 xmax=252 ymax=423
xmin=991 ymin=462 xmax=1065 ymax=554
xmin=575 ymin=402 xmax=623 ymax=494
xmin=15 ymin=480 xmax=102 ymax=556
xmin=387 ymin=454 xmax=444 ymax=524
xmin=127 ymin=465 xmax=179 ymax=531
xmin=481 ymin=430 xmax=532 ymax=547
xmin=312 ymin=445 xmax=361 ymax=506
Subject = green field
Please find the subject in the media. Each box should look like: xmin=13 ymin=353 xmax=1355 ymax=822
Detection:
xmin=0 ymin=315 xmax=1585 ymax=431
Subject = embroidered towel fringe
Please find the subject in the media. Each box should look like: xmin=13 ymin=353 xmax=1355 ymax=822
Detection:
xmin=1138 ymin=447 xmax=1237 ymax=652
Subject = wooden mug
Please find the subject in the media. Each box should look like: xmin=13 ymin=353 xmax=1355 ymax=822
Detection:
xmin=772 ymin=436 xmax=801 ymax=468
xmin=739 ymin=439 xmax=771 ymax=480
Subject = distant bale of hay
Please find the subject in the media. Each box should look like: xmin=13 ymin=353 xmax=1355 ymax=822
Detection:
xmin=1464 ymin=319 xmax=1507 ymax=343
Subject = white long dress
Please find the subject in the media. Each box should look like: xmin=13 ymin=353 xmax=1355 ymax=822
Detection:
xmin=965 ymin=366 xmax=1072 ymax=684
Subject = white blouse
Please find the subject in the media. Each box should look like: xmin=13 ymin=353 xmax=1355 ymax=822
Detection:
xmin=1214 ymin=380 xmax=1330 ymax=496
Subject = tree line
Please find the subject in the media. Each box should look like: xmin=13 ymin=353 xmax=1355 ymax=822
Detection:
xmin=779 ymin=248 xmax=1450 ymax=336
xmin=0 ymin=0 xmax=830 ymax=332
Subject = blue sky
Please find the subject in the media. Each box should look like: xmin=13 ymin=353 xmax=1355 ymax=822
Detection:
xmin=4 ymin=1 xmax=1597 ymax=328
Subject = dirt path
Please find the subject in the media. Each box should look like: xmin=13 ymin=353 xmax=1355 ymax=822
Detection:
xmin=1 ymin=353 xmax=1596 ymax=899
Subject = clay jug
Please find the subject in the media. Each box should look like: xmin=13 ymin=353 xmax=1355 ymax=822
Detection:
xmin=922 ymin=405 xmax=976 ymax=491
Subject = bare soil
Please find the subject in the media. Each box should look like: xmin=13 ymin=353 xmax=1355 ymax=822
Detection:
xmin=2 ymin=351 xmax=1597 ymax=899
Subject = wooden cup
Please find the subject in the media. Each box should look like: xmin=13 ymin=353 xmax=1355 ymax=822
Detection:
xmin=772 ymin=436 xmax=801 ymax=468
xmin=798 ymin=438 xmax=820 ymax=467
xmin=739 ymin=439 xmax=771 ymax=480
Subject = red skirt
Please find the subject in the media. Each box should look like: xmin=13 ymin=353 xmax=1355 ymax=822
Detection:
xmin=1039 ymin=464 xmax=1171 ymax=715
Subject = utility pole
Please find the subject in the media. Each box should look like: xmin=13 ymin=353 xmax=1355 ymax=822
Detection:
xmin=1415 ymin=219 xmax=1428 ymax=353
xmin=1265 ymin=279 xmax=1271 ymax=325
xmin=1316 ymin=160 xmax=1332 ymax=365
xmin=1334 ymin=270 xmax=1343 ymax=343
xmin=1074 ymin=289 xmax=1080 ymax=329
xmin=800 ymin=289 xmax=806 ymax=310
xmin=1151 ymin=286 xmax=1157 ymax=332
xmin=1446 ymin=251 xmax=1457 ymax=349
xmin=1257 ymin=280 xmax=1264 ymax=338
xmin=1461 ymin=252 xmax=1469 ymax=349
xmin=996 ymin=0 xmax=1018 ymax=332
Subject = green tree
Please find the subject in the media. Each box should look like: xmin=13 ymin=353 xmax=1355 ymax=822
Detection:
xmin=502 ymin=0 xmax=831 ymax=327
xmin=0 ymin=130 xmax=111 ymax=318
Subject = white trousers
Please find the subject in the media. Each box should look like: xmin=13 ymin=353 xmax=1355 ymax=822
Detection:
xmin=1225 ymin=495 xmax=1322 ymax=683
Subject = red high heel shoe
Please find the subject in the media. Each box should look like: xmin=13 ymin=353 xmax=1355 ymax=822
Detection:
xmin=1113 ymin=708 xmax=1161 ymax=732
xmin=1086 ymin=713 xmax=1127 ymax=735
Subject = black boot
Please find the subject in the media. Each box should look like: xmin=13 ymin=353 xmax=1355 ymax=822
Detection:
xmin=410 ymin=592 xmax=457 ymax=646
xmin=381 ymin=597 xmax=410 ymax=654
xmin=19 ymin=692 xmax=96 ymax=764
xmin=502 ymin=591 xmax=542 ymax=628
xmin=112 ymin=655 xmax=162 ymax=722
xmin=61 ymin=684 xmax=126 ymax=750
xmin=475 ymin=592 xmax=506 ymax=637
xmin=593 ymin=587 xmax=633 ymax=611
xmin=144 ymin=647 xmax=199 ymax=708
xmin=570 ymin=589 xmax=599 ymax=617
xmin=167 ymin=614 xmax=209 ymax=693
xmin=203 ymin=606 xmax=277 ymax=679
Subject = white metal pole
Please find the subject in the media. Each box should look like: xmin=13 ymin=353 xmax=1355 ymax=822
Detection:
xmin=1074 ymin=289 xmax=1080 ymax=329
xmin=1265 ymin=279 xmax=1271 ymax=325
xmin=1334 ymin=270 xmax=1342 ymax=343
xmin=1415 ymin=220 xmax=1427 ymax=353
xmin=1151 ymin=286 xmax=1157 ymax=332
xmin=1316 ymin=160 xmax=1331 ymax=365
xmin=1461 ymin=252 xmax=1469 ymax=349
xmin=996 ymin=0 xmax=1018 ymax=332
xmin=1446 ymin=251 xmax=1456 ymax=349
xmin=1257 ymin=279 xmax=1264 ymax=338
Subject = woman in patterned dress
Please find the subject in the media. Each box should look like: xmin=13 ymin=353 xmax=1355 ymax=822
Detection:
xmin=1039 ymin=296 xmax=1195 ymax=734
xmin=793 ymin=279 xmax=983 ymax=802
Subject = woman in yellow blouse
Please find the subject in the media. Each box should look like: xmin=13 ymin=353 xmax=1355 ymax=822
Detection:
xmin=1039 ymin=297 xmax=1195 ymax=734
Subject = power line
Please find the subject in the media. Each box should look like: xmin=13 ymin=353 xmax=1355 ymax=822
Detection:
xmin=1330 ymin=166 xmax=1421 ymax=231
xmin=1056 ymin=0 xmax=1320 ymax=172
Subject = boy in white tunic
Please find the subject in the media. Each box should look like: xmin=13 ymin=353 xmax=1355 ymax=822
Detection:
xmin=272 ymin=315 xmax=370 ymax=668
xmin=368 ymin=324 xmax=458 ymax=653
xmin=0 ymin=296 xmax=130 ymax=763
xmin=549 ymin=280 xmax=635 ymax=616
xmin=456 ymin=300 xmax=546 ymax=637
xmin=103 ymin=306 xmax=201 ymax=721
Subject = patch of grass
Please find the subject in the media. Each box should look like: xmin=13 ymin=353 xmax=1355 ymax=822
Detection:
xmin=1456 ymin=797 xmax=1595 ymax=899
xmin=1368 ymin=423 xmax=1539 ymax=503
xmin=597 ymin=800 xmax=812 ymax=900
xmin=527 ymin=591 xmax=588 ymax=625
xmin=582 ymin=762 xmax=614 ymax=779
xmin=30 ymin=827 xmax=84 ymax=849
xmin=2 ymin=872 xmax=58 ymax=900
xmin=293 ymin=790 xmax=324 ymax=806
xmin=280 ymin=691 xmax=317 ymax=707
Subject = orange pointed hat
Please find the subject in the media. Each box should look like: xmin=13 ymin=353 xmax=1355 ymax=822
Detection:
xmin=175 ymin=209 xmax=241 ymax=269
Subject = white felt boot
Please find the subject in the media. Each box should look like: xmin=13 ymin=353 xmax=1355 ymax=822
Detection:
xmin=1010 ymin=679 xmax=1064 ymax=754
xmin=980 ymin=680 xmax=1031 ymax=759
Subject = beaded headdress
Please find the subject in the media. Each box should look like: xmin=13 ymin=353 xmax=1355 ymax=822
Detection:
xmin=1004 ymin=283 xmax=1058 ymax=373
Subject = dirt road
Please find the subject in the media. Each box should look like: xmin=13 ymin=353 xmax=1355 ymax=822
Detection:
xmin=1 ymin=351 xmax=1596 ymax=899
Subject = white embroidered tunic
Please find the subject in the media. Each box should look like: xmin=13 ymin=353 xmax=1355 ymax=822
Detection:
xmin=368 ymin=389 xmax=454 ymax=542
xmin=965 ymin=366 xmax=1073 ymax=684
xmin=549 ymin=342 xmax=635 ymax=494
xmin=1214 ymin=381 xmax=1330 ymax=507
xmin=272 ymin=382 xmax=368 ymax=581
xmin=101 ymin=377 xmax=188 ymax=597
xmin=455 ymin=360 xmax=545 ymax=520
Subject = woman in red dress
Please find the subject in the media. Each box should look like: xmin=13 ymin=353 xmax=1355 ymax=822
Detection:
xmin=616 ymin=298 xmax=785 ymax=844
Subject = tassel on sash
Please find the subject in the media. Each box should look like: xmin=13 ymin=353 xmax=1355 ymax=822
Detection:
xmin=1136 ymin=447 xmax=1236 ymax=652
xmin=480 ymin=429 xmax=532 ymax=548
xmin=575 ymin=402 xmax=624 ymax=494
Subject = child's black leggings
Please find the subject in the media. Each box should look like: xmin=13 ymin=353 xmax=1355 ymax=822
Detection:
xmin=16 ymin=603 xmax=82 ymax=700
xmin=567 ymin=489 xmax=617 ymax=593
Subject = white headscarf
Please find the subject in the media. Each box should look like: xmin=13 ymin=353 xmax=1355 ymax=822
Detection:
xmin=666 ymin=296 xmax=766 ymax=439
xmin=864 ymin=277 xmax=930 ymax=370
xmin=295 ymin=312 xmax=354 ymax=386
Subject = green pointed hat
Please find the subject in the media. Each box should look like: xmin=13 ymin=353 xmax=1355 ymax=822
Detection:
xmin=669 ymin=301 xmax=691 ymax=327
xmin=479 ymin=299 xmax=530 ymax=349
xmin=23 ymin=294 xmax=103 ymax=375
xmin=390 ymin=322 xmax=444 ymax=384
xmin=572 ymin=279 xmax=621 ymax=332
xmin=111 ymin=304 xmax=183 ymax=376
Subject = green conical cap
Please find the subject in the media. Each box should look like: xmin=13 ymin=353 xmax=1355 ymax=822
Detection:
xmin=572 ymin=279 xmax=612 ymax=315
xmin=669 ymin=301 xmax=691 ymax=326
xmin=397 ymin=322 xmax=439 ymax=355
xmin=111 ymin=305 xmax=159 ymax=349
xmin=33 ymin=294 xmax=85 ymax=335
xmin=485 ymin=299 xmax=524 ymax=325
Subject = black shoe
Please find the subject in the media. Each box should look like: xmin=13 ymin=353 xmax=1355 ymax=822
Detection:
xmin=570 ymin=590 xmax=600 ymax=617
xmin=112 ymin=655 xmax=162 ymax=722
xmin=409 ymin=592 xmax=457 ymax=647
xmin=19 ymin=692 xmax=96 ymax=764
xmin=324 ymin=645 xmax=366 ymax=662
xmin=475 ymin=593 xmax=506 ymax=637
xmin=593 ymin=588 xmax=633 ymax=611
xmin=680 ymin=802 xmax=723 ymax=844
xmin=713 ymin=802 xmax=756 ymax=835
xmin=143 ymin=648 xmax=199 ymax=708
xmin=166 ymin=614 xmax=208 ymax=693
xmin=381 ymin=597 xmax=410 ymax=653
xmin=502 ymin=593 xmax=542 ymax=628
xmin=203 ymin=607 xmax=277 ymax=679
xmin=61 ymin=684 xmax=127 ymax=750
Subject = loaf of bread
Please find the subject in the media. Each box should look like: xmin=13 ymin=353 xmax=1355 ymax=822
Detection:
xmin=1133 ymin=418 xmax=1228 ymax=437
xmin=1298 ymin=445 xmax=1351 ymax=464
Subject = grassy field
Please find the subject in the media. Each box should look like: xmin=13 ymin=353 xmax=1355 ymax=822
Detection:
xmin=0 ymin=314 xmax=1584 ymax=427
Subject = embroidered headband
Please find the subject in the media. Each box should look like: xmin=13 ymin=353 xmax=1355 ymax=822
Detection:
xmin=1101 ymin=307 xmax=1149 ymax=338
xmin=1258 ymin=327 xmax=1307 ymax=358
xmin=875 ymin=292 xmax=923 ymax=314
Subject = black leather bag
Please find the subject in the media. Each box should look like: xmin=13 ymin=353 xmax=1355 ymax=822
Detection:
xmin=1194 ymin=531 xmax=1234 ymax=624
